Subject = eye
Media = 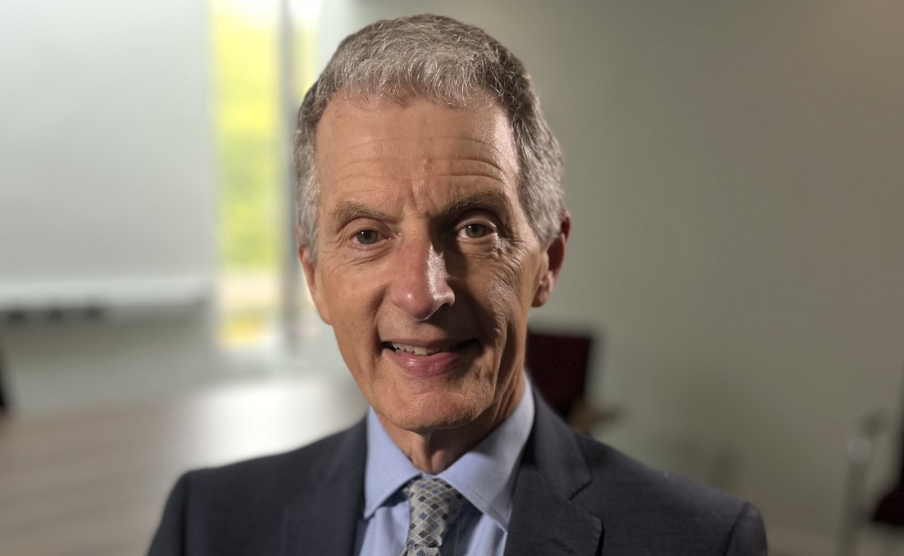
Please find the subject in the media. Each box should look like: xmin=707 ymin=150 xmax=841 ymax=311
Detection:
xmin=354 ymin=230 xmax=382 ymax=245
xmin=459 ymin=223 xmax=489 ymax=239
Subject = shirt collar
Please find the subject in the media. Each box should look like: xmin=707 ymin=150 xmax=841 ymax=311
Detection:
xmin=363 ymin=410 xmax=420 ymax=519
xmin=363 ymin=381 xmax=535 ymax=532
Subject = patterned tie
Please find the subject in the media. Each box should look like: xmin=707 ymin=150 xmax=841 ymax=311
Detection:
xmin=402 ymin=477 xmax=467 ymax=556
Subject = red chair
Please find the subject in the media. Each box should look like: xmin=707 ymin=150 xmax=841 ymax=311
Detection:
xmin=526 ymin=328 xmax=611 ymax=432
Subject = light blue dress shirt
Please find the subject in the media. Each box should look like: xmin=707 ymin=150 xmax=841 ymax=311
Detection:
xmin=355 ymin=383 xmax=535 ymax=556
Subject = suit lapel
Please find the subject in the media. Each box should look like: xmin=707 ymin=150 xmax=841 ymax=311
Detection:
xmin=504 ymin=396 xmax=604 ymax=556
xmin=281 ymin=419 xmax=367 ymax=556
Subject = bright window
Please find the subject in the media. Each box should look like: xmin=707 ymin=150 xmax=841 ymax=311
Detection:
xmin=210 ymin=0 xmax=319 ymax=347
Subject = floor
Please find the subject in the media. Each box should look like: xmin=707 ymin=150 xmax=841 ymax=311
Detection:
xmin=0 ymin=374 xmax=367 ymax=556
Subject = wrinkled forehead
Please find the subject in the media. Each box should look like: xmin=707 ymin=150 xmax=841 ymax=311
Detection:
xmin=309 ymin=95 xmax=524 ymax=240
xmin=314 ymin=93 xmax=519 ymax=185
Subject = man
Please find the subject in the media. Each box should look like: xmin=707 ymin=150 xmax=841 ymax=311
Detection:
xmin=149 ymin=14 xmax=766 ymax=555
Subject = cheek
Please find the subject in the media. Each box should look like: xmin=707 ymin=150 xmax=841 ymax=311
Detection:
xmin=482 ymin=250 xmax=536 ymax=342
xmin=319 ymin=262 xmax=383 ymax=352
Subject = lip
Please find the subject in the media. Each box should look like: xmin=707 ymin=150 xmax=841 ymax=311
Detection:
xmin=381 ymin=338 xmax=478 ymax=378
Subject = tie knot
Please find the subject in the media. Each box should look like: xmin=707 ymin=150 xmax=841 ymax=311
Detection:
xmin=404 ymin=477 xmax=467 ymax=551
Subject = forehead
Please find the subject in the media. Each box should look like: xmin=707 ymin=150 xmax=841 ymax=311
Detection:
xmin=314 ymin=95 xmax=519 ymax=204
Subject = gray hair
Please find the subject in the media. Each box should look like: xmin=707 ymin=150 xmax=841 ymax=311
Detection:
xmin=294 ymin=14 xmax=563 ymax=259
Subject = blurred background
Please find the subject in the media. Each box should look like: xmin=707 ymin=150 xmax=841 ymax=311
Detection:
xmin=1 ymin=0 xmax=903 ymax=554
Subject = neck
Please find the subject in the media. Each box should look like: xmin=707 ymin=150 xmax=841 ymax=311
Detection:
xmin=377 ymin=374 xmax=526 ymax=474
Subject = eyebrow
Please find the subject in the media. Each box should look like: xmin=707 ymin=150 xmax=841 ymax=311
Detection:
xmin=330 ymin=201 xmax=390 ymax=230
xmin=329 ymin=190 xmax=514 ymax=231
xmin=442 ymin=190 xmax=512 ymax=221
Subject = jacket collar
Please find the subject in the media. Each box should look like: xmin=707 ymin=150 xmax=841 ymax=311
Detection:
xmin=503 ymin=394 xmax=604 ymax=556
xmin=281 ymin=418 xmax=367 ymax=556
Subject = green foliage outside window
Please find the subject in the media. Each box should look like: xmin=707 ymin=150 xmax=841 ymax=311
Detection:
xmin=212 ymin=9 xmax=281 ymax=272
xmin=210 ymin=1 xmax=318 ymax=345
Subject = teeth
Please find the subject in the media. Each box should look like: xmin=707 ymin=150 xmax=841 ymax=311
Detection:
xmin=385 ymin=340 xmax=473 ymax=356
xmin=389 ymin=343 xmax=444 ymax=356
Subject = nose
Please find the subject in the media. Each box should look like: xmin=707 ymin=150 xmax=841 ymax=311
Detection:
xmin=389 ymin=238 xmax=455 ymax=320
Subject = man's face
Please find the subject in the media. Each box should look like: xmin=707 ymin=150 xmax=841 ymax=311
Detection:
xmin=300 ymin=95 xmax=562 ymax=435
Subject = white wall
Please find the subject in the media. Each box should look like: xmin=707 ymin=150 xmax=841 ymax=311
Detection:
xmin=318 ymin=1 xmax=904 ymax=552
xmin=0 ymin=0 xmax=219 ymax=411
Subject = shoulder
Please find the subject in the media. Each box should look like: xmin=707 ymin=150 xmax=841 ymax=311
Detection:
xmin=573 ymin=433 xmax=766 ymax=554
xmin=148 ymin=422 xmax=366 ymax=556
xmin=574 ymin=432 xmax=740 ymax=513
xmin=524 ymin=397 xmax=765 ymax=554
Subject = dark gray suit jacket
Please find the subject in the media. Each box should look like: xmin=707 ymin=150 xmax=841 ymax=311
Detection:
xmin=148 ymin=394 xmax=767 ymax=555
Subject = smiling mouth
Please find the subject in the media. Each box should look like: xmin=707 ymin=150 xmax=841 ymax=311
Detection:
xmin=382 ymin=339 xmax=477 ymax=356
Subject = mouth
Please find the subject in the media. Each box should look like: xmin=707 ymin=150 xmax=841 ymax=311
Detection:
xmin=381 ymin=339 xmax=478 ymax=356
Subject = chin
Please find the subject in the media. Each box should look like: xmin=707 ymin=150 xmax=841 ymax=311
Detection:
xmin=384 ymin=389 xmax=490 ymax=435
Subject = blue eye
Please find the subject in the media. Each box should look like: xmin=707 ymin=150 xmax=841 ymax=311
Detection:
xmin=355 ymin=230 xmax=381 ymax=244
xmin=460 ymin=223 xmax=489 ymax=239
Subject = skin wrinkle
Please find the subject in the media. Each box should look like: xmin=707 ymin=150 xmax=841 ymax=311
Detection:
xmin=328 ymin=149 xmax=513 ymax=180
xmin=300 ymin=95 xmax=568 ymax=473
xmin=331 ymin=175 xmax=509 ymax=200
xmin=330 ymin=152 xmax=509 ymax=170
xmin=334 ymin=170 xmax=507 ymax=180
xmin=327 ymin=135 xmax=512 ymax=153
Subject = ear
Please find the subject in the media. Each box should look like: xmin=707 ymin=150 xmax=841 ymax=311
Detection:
xmin=532 ymin=210 xmax=571 ymax=308
xmin=297 ymin=225 xmax=332 ymax=325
